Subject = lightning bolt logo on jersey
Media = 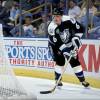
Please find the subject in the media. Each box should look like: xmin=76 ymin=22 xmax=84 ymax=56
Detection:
xmin=59 ymin=29 xmax=70 ymax=43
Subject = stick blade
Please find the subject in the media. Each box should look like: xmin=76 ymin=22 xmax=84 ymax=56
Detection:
xmin=40 ymin=90 xmax=52 ymax=94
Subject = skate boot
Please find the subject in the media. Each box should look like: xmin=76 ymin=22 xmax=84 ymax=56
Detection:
xmin=56 ymin=80 xmax=63 ymax=87
xmin=55 ymin=71 xmax=63 ymax=87
xmin=56 ymin=80 xmax=63 ymax=89
xmin=82 ymin=81 xmax=90 ymax=87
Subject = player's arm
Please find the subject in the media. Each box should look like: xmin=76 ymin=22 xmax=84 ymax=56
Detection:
xmin=59 ymin=18 xmax=85 ymax=57
xmin=69 ymin=18 xmax=85 ymax=49
xmin=48 ymin=22 xmax=63 ymax=48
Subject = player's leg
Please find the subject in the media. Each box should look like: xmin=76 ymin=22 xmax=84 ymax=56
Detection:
xmin=54 ymin=52 xmax=65 ymax=86
xmin=49 ymin=45 xmax=65 ymax=87
xmin=69 ymin=57 xmax=90 ymax=87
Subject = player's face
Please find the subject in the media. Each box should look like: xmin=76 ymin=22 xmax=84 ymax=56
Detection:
xmin=54 ymin=15 xmax=62 ymax=25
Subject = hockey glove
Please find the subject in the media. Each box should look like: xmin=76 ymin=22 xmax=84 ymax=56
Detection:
xmin=59 ymin=44 xmax=78 ymax=59
xmin=70 ymin=49 xmax=78 ymax=58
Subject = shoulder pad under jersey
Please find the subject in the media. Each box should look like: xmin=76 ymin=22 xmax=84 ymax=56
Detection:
xmin=62 ymin=15 xmax=71 ymax=22
xmin=62 ymin=15 xmax=76 ymax=24
xmin=48 ymin=21 xmax=57 ymax=36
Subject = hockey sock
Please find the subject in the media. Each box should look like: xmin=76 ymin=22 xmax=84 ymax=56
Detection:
xmin=75 ymin=71 xmax=85 ymax=82
xmin=73 ymin=65 xmax=85 ymax=82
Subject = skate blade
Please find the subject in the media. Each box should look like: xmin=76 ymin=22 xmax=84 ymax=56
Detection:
xmin=57 ymin=86 xmax=62 ymax=90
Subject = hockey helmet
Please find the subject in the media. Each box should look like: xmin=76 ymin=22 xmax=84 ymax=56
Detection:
xmin=53 ymin=8 xmax=63 ymax=15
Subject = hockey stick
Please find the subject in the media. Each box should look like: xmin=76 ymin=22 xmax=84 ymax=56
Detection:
xmin=40 ymin=48 xmax=75 ymax=94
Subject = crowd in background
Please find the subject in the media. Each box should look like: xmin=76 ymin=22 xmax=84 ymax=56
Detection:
xmin=0 ymin=0 xmax=100 ymax=39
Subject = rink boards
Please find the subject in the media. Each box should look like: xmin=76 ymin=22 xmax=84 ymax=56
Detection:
xmin=4 ymin=38 xmax=100 ymax=88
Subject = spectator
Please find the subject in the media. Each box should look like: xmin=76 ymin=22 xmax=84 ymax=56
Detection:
xmin=0 ymin=1 xmax=9 ymax=24
xmin=23 ymin=16 xmax=35 ymax=37
xmin=94 ymin=0 xmax=100 ymax=10
xmin=68 ymin=0 xmax=81 ymax=20
xmin=2 ymin=0 xmax=6 ymax=7
xmin=3 ymin=0 xmax=14 ymax=10
xmin=9 ymin=1 xmax=20 ymax=22
xmin=21 ymin=0 xmax=42 ymax=22
xmin=10 ymin=16 xmax=36 ymax=37
xmin=79 ymin=0 xmax=97 ymax=27
xmin=21 ymin=0 xmax=40 ymax=10
xmin=92 ymin=0 xmax=100 ymax=27
xmin=80 ymin=0 xmax=97 ymax=16
xmin=93 ymin=15 xmax=100 ymax=27
xmin=88 ymin=26 xmax=100 ymax=39
xmin=52 ymin=0 xmax=60 ymax=9
xmin=10 ymin=24 xmax=24 ymax=37
xmin=0 ymin=0 xmax=13 ymax=37
xmin=59 ymin=1 xmax=67 ymax=15
xmin=37 ymin=14 xmax=50 ymax=37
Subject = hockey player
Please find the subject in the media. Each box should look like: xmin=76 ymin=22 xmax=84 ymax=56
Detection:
xmin=48 ymin=8 xmax=89 ymax=87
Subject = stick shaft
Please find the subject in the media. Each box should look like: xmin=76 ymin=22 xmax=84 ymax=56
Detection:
xmin=40 ymin=48 xmax=76 ymax=94
xmin=55 ymin=47 xmax=77 ymax=89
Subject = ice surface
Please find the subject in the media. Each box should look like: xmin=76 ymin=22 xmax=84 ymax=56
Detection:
xmin=17 ymin=76 xmax=100 ymax=100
